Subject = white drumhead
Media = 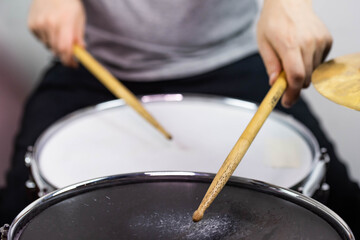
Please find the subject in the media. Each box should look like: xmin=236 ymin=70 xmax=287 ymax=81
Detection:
xmin=35 ymin=95 xmax=317 ymax=189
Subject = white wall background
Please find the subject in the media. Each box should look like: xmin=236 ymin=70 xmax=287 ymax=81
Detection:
xmin=304 ymin=0 xmax=360 ymax=182
xmin=0 ymin=0 xmax=51 ymax=89
xmin=0 ymin=0 xmax=359 ymax=185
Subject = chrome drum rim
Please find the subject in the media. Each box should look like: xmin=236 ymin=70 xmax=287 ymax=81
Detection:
xmin=9 ymin=172 xmax=354 ymax=240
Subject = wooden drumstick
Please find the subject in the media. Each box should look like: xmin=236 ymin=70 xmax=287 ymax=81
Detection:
xmin=73 ymin=45 xmax=172 ymax=140
xmin=192 ymin=72 xmax=287 ymax=222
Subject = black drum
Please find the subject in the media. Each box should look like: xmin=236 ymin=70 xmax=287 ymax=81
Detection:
xmin=3 ymin=172 xmax=354 ymax=240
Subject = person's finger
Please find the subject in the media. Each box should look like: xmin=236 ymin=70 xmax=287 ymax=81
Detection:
xmin=68 ymin=30 xmax=78 ymax=69
xmin=40 ymin=31 xmax=51 ymax=50
xmin=279 ymin=47 xmax=306 ymax=108
xmin=57 ymin=25 xmax=75 ymax=67
xmin=68 ymin=15 xmax=86 ymax=68
xmin=301 ymin=40 xmax=315 ymax=88
xmin=321 ymin=34 xmax=333 ymax=62
xmin=312 ymin=30 xmax=332 ymax=67
xmin=258 ymin=36 xmax=282 ymax=86
xmin=28 ymin=15 xmax=42 ymax=40
xmin=313 ymin=43 xmax=325 ymax=71
xmin=49 ymin=22 xmax=61 ymax=55
xmin=29 ymin=15 xmax=55 ymax=51
xmin=74 ymin=17 xmax=86 ymax=49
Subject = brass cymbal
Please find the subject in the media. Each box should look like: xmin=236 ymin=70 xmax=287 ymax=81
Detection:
xmin=312 ymin=53 xmax=360 ymax=111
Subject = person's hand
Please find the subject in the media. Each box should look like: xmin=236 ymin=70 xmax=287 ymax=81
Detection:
xmin=257 ymin=0 xmax=332 ymax=108
xmin=28 ymin=0 xmax=86 ymax=67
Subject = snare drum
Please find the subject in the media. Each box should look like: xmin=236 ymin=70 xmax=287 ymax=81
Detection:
xmin=25 ymin=94 xmax=327 ymax=197
xmin=2 ymin=173 xmax=354 ymax=239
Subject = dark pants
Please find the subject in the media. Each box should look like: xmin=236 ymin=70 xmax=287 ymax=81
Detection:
xmin=1 ymin=54 xmax=359 ymax=238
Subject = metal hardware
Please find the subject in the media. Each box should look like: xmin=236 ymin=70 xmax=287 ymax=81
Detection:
xmin=0 ymin=224 xmax=9 ymax=240
xmin=320 ymin=148 xmax=330 ymax=163
xmin=25 ymin=180 xmax=36 ymax=190
xmin=24 ymin=147 xmax=33 ymax=168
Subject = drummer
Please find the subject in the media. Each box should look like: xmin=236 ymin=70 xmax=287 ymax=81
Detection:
xmin=1 ymin=0 xmax=359 ymax=237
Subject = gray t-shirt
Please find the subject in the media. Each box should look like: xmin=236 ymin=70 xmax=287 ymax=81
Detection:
xmin=84 ymin=0 xmax=258 ymax=81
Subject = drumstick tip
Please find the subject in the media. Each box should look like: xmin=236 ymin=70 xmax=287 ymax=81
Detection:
xmin=166 ymin=134 xmax=172 ymax=140
xmin=192 ymin=209 xmax=204 ymax=222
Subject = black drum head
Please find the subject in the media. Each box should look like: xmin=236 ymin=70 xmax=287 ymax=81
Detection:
xmin=12 ymin=175 xmax=348 ymax=240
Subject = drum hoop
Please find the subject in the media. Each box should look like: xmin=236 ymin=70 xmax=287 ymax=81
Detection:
xmin=30 ymin=94 xmax=321 ymax=191
xmin=9 ymin=171 xmax=354 ymax=240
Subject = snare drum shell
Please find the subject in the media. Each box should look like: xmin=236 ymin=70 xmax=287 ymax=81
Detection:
xmin=8 ymin=173 xmax=354 ymax=240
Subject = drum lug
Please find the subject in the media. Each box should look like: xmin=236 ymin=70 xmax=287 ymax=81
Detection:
xmin=25 ymin=180 xmax=36 ymax=190
xmin=298 ymin=148 xmax=330 ymax=198
xmin=38 ymin=189 xmax=48 ymax=198
xmin=321 ymin=182 xmax=330 ymax=192
xmin=312 ymin=183 xmax=330 ymax=204
xmin=24 ymin=146 xmax=34 ymax=167
xmin=320 ymin=148 xmax=330 ymax=163
xmin=24 ymin=146 xmax=49 ymax=198
xmin=0 ymin=224 xmax=9 ymax=240
xmin=300 ymin=158 xmax=327 ymax=197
